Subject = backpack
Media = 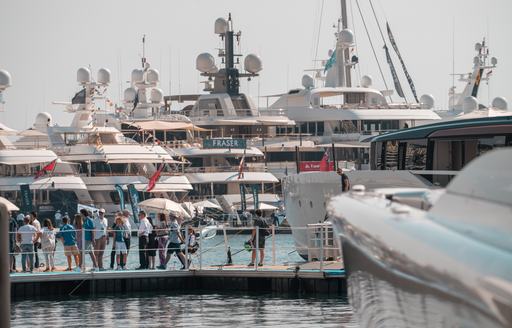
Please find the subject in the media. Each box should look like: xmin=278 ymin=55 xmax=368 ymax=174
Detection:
xmin=257 ymin=217 xmax=270 ymax=236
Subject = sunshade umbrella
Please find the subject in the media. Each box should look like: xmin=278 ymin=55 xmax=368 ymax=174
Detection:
xmin=0 ymin=196 xmax=19 ymax=211
xmin=192 ymin=199 xmax=222 ymax=210
xmin=139 ymin=198 xmax=190 ymax=218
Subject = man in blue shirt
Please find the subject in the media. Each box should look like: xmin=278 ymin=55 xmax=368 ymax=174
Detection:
xmin=80 ymin=209 xmax=98 ymax=271
xmin=57 ymin=216 xmax=80 ymax=271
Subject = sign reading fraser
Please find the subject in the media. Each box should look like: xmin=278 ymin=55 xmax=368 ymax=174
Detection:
xmin=203 ymin=138 xmax=246 ymax=149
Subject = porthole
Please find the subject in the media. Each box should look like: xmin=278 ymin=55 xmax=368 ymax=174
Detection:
xmin=298 ymin=200 xmax=302 ymax=207
xmin=310 ymin=201 xmax=313 ymax=208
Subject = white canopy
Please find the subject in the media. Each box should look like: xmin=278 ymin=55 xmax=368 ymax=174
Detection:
xmin=247 ymin=202 xmax=278 ymax=210
xmin=192 ymin=199 xmax=222 ymax=210
xmin=126 ymin=120 xmax=209 ymax=131
xmin=185 ymin=172 xmax=279 ymax=184
xmin=0 ymin=149 xmax=57 ymax=165
xmin=0 ymin=176 xmax=87 ymax=191
xmin=60 ymin=144 xmax=180 ymax=164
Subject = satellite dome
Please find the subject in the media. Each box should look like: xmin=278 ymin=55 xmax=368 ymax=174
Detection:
xmin=0 ymin=69 xmax=12 ymax=90
xmin=360 ymin=75 xmax=372 ymax=88
xmin=339 ymin=29 xmax=354 ymax=46
xmin=34 ymin=112 xmax=52 ymax=130
xmin=475 ymin=42 xmax=482 ymax=51
xmin=244 ymin=54 xmax=262 ymax=74
xmin=301 ymin=74 xmax=314 ymax=89
xmin=137 ymin=89 xmax=147 ymax=103
xmin=491 ymin=96 xmax=508 ymax=110
xmin=147 ymin=68 xmax=160 ymax=84
xmin=420 ymin=94 xmax=435 ymax=109
xmin=196 ymin=53 xmax=216 ymax=73
xmin=131 ymin=69 xmax=144 ymax=83
xmin=97 ymin=68 xmax=111 ymax=84
xmin=463 ymin=96 xmax=479 ymax=113
xmin=123 ymin=87 xmax=137 ymax=102
xmin=150 ymin=88 xmax=163 ymax=103
xmin=214 ymin=18 xmax=228 ymax=34
xmin=77 ymin=67 xmax=91 ymax=84
xmin=491 ymin=57 xmax=498 ymax=66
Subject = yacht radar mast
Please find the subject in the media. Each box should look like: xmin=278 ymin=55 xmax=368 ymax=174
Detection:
xmin=198 ymin=13 xmax=262 ymax=95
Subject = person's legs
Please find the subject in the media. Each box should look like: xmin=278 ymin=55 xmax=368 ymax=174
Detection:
xmin=95 ymin=237 xmax=106 ymax=269
xmin=138 ymin=236 xmax=148 ymax=269
xmin=66 ymin=255 xmax=72 ymax=270
xmin=250 ymin=249 xmax=256 ymax=265
xmin=157 ymin=237 xmax=168 ymax=266
xmin=33 ymin=243 xmax=39 ymax=268
xmin=21 ymin=247 xmax=27 ymax=272
xmin=28 ymin=251 xmax=34 ymax=272
xmin=110 ymin=243 xmax=116 ymax=269
xmin=44 ymin=250 xmax=50 ymax=271
xmin=259 ymin=250 xmax=265 ymax=265
xmin=177 ymin=251 xmax=186 ymax=268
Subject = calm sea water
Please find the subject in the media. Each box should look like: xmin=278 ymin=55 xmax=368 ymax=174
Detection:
xmin=11 ymin=292 xmax=358 ymax=327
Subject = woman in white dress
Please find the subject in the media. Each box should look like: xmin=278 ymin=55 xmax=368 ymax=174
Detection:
xmin=41 ymin=219 xmax=56 ymax=271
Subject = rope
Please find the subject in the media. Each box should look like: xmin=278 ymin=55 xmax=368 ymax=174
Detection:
xmin=349 ymin=0 xmax=362 ymax=82
xmin=313 ymin=0 xmax=326 ymax=70
xmin=354 ymin=0 xmax=392 ymax=102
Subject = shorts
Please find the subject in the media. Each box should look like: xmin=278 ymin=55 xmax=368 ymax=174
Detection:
xmin=255 ymin=236 xmax=265 ymax=249
xmin=115 ymin=241 xmax=127 ymax=255
xmin=166 ymin=242 xmax=183 ymax=255
xmin=84 ymin=240 xmax=94 ymax=253
xmin=64 ymin=245 xmax=79 ymax=257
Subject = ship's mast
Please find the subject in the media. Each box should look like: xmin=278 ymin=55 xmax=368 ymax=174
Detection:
xmin=340 ymin=0 xmax=352 ymax=87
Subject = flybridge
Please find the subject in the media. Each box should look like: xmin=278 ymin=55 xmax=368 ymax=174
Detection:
xmin=203 ymin=138 xmax=246 ymax=149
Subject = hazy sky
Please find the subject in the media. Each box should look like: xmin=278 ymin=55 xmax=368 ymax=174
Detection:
xmin=1 ymin=0 xmax=511 ymax=129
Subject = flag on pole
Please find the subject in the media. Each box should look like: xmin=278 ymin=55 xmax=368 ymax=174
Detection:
xmin=147 ymin=162 xmax=165 ymax=192
xmin=238 ymin=154 xmax=246 ymax=179
xmin=319 ymin=149 xmax=330 ymax=172
xmin=35 ymin=159 xmax=57 ymax=179
xmin=324 ymin=50 xmax=336 ymax=73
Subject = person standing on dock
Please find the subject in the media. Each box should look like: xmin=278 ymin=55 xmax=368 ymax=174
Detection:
xmin=136 ymin=210 xmax=152 ymax=270
xmin=29 ymin=212 xmax=42 ymax=269
xmin=248 ymin=209 xmax=269 ymax=267
xmin=159 ymin=215 xmax=186 ymax=270
xmin=41 ymin=219 xmax=56 ymax=272
xmin=121 ymin=210 xmax=132 ymax=256
xmin=156 ymin=213 xmax=169 ymax=268
xmin=93 ymin=208 xmax=108 ymax=271
xmin=111 ymin=216 xmax=128 ymax=270
xmin=336 ymin=168 xmax=351 ymax=192
xmin=9 ymin=214 xmax=18 ymax=273
xmin=57 ymin=216 xmax=80 ymax=271
xmin=17 ymin=215 xmax=39 ymax=273
xmin=80 ymin=209 xmax=98 ymax=271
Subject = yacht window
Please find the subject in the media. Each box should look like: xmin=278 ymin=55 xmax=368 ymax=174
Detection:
xmin=385 ymin=141 xmax=399 ymax=170
xmin=345 ymin=92 xmax=365 ymax=105
xmin=198 ymin=99 xmax=222 ymax=110
xmin=404 ymin=140 xmax=427 ymax=170
xmin=231 ymin=95 xmax=250 ymax=111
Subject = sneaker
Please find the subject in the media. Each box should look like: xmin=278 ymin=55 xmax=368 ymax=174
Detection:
xmin=116 ymin=267 xmax=121 ymax=271
xmin=258 ymin=263 xmax=263 ymax=267
xmin=247 ymin=263 xmax=254 ymax=267
xmin=122 ymin=266 xmax=127 ymax=270
xmin=157 ymin=265 xmax=166 ymax=270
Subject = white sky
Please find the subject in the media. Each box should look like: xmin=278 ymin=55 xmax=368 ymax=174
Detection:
xmin=1 ymin=0 xmax=511 ymax=129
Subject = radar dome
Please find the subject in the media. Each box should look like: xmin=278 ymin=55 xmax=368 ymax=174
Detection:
xmin=463 ymin=96 xmax=479 ymax=113
xmin=360 ymin=75 xmax=372 ymax=88
xmin=301 ymin=74 xmax=314 ymax=89
xmin=137 ymin=89 xmax=147 ymax=103
xmin=339 ymin=29 xmax=354 ymax=46
xmin=97 ymin=68 xmax=111 ymax=84
xmin=420 ymin=94 xmax=435 ymax=109
xmin=123 ymin=87 xmax=137 ymax=102
xmin=491 ymin=96 xmax=508 ymax=110
xmin=77 ymin=67 xmax=91 ymax=84
xmin=131 ymin=69 xmax=144 ymax=83
xmin=34 ymin=112 xmax=52 ymax=130
xmin=244 ymin=54 xmax=262 ymax=74
xmin=150 ymin=88 xmax=163 ymax=103
xmin=147 ymin=68 xmax=160 ymax=83
xmin=475 ymin=42 xmax=482 ymax=51
xmin=0 ymin=69 xmax=12 ymax=90
xmin=214 ymin=17 xmax=228 ymax=34
xmin=196 ymin=53 xmax=216 ymax=73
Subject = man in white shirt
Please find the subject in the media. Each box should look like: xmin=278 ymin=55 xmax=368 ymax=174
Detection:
xmin=30 ymin=212 xmax=42 ymax=268
xmin=93 ymin=208 xmax=108 ymax=270
xmin=121 ymin=210 xmax=132 ymax=256
xmin=17 ymin=216 xmax=40 ymax=272
xmin=136 ymin=210 xmax=152 ymax=270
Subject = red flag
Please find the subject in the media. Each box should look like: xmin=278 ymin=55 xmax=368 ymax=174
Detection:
xmin=237 ymin=155 xmax=245 ymax=179
xmin=319 ymin=150 xmax=330 ymax=172
xmin=35 ymin=159 xmax=57 ymax=179
xmin=147 ymin=163 xmax=165 ymax=192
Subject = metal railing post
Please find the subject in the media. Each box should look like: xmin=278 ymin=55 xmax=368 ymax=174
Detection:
xmin=320 ymin=226 xmax=324 ymax=271
xmin=81 ymin=227 xmax=86 ymax=272
xmin=184 ymin=225 xmax=189 ymax=270
xmin=255 ymin=228 xmax=259 ymax=271
xmin=199 ymin=226 xmax=203 ymax=270
xmin=271 ymin=225 xmax=276 ymax=266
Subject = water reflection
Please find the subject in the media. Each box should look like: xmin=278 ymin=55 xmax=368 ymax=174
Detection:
xmin=11 ymin=292 xmax=358 ymax=327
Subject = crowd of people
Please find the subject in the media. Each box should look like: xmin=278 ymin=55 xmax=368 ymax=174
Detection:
xmin=8 ymin=208 xmax=199 ymax=273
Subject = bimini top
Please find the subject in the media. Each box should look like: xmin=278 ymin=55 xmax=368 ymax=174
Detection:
xmin=371 ymin=116 xmax=512 ymax=142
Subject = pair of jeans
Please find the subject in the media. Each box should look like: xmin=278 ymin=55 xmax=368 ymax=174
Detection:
xmin=138 ymin=235 xmax=149 ymax=269
xmin=21 ymin=244 xmax=34 ymax=272
xmin=157 ymin=236 xmax=168 ymax=266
